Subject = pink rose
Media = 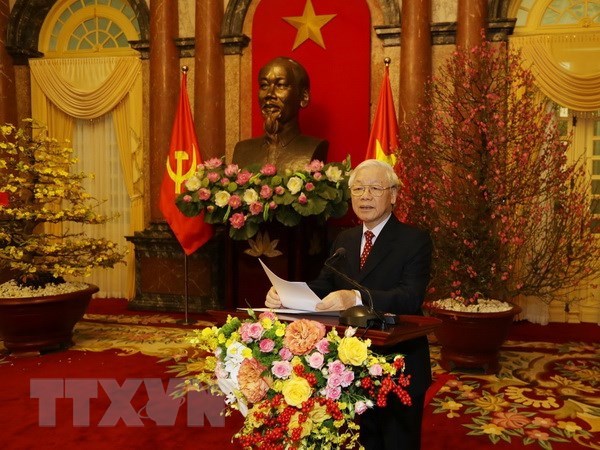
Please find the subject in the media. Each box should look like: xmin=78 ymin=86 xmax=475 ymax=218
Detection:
xmin=313 ymin=172 xmax=322 ymax=180
xmin=198 ymin=188 xmax=211 ymax=201
xmin=328 ymin=360 xmax=346 ymax=375
xmin=306 ymin=352 xmax=324 ymax=369
xmin=315 ymin=339 xmax=330 ymax=354
xmin=269 ymin=201 xmax=277 ymax=210
xmin=259 ymin=338 xmax=275 ymax=353
xmin=279 ymin=347 xmax=293 ymax=361
xmin=221 ymin=177 xmax=230 ymax=186
xmin=325 ymin=385 xmax=341 ymax=400
xmin=354 ymin=401 xmax=368 ymax=415
xmin=224 ymin=164 xmax=239 ymax=177
xmin=260 ymin=185 xmax=273 ymax=199
xmin=207 ymin=172 xmax=220 ymax=183
xmin=236 ymin=170 xmax=252 ymax=185
xmin=260 ymin=164 xmax=277 ymax=176
xmin=249 ymin=202 xmax=263 ymax=216
xmin=229 ymin=212 xmax=246 ymax=229
xmin=271 ymin=360 xmax=292 ymax=379
xmin=228 ymin=195 xmax=242 ymax=209
xmin=204 ymin=158 xmax=223 ymax=169
xmin=298 ymin=193 xmax=308 ymax=205
xmin=274 ymin=186 xmax=285 ymax=195
xmin=239 ymin=322 xmax=264 ymax=342
xmin=305 ymin=182 xmax=315 ymax=191
xmin=340 ymin=370 xmax=355 ymax=387
xmin=327 ymin=373 xmax=344 ymax=388
xmin=306 ymin=160 xmax=324 ymax=172
xmin=183 ymin=195 xmax=192 ymax=202
xmin=368 ymin=364 xmax=383 ymax=377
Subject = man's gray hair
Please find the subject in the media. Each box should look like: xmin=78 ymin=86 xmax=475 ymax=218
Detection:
xmin=348 ymin=159 xmax=400 ymax=188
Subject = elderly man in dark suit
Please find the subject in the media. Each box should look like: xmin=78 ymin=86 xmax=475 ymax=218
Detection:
xmin=266 ymin=159 xmax=433 ymax=450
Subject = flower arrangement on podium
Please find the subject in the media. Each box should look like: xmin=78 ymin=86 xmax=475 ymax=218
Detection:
xmin=175 ymin=311 xmax=411 ymax=449
xmin=175 ymin=157 xmax=351 ymax=240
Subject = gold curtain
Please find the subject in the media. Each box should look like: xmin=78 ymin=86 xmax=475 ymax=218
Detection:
xmin=511 ymin=35 xmax=600 ymax=111
xmin=30 ymin=56 xmax=144 ymax=298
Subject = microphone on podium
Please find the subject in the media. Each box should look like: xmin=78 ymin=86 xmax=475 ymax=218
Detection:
xmin=323 ymin=248 xmax=386 ymax=329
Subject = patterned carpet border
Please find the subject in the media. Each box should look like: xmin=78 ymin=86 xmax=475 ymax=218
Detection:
xmin=427 ymin=340 xmax=600 ymax=449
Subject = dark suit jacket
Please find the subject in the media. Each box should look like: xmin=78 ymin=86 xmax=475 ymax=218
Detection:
xmin=308 ymin=215 xmax=433 ymax=396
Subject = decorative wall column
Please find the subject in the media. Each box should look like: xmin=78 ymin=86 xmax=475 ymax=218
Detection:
xmin=149 ymin=0 xmax=179 ymax=221
xmin=399 ymin=0 xmax=431 ymax=126
xmin=194 ymin=0 xmax=225 ymax=159
xmin=0 ymin=0 xmax=17 ymax=125
xmin=457 ymin=0 xmax=488 ymax=49
xmin=127 ymin=1 xmax=224 ymax=313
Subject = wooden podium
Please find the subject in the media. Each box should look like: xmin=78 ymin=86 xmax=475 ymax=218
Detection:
xmin=207 ymin=309 xmax=441 ymax=347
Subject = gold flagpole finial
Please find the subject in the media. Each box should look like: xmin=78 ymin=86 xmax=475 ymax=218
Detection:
xmin=181 ymin=66 xmax=189 ymax=73
xmin=384 ymin=57 xmax=391 ymax=67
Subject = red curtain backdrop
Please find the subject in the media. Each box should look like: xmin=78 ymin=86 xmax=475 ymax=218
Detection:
xmin=251 ymin=0 xmax=371 ymax=167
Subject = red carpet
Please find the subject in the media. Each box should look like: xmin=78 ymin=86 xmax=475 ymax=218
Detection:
xmin=0 ymin=349 xmax=243 ymax=450
xmin=1 ymin=299 xmax=598 ymax=449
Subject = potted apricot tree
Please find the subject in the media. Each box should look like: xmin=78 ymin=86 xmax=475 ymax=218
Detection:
xmin=398 ymin=39 xmax=600 ymax=372
xmin=0 ymin=121 xmax=126 ymax=355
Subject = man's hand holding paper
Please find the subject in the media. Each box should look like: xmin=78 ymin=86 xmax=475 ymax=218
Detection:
xmin=314 ymin=290 xmax=357 ymax=311
xmin=265 ymin=286 xmax=282 ymax=309
xmin=259 ymin=259 xmax=324 ymax=312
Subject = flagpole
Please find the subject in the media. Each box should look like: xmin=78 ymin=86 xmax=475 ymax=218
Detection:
xmin=161 ymin=64 xmax=213 ymax=324
xmin=183 ymin=252 xmax=190 ymax=325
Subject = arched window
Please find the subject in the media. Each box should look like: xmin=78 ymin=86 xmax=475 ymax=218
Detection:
xmin=39 ymin=0 xmax=141 ymax=57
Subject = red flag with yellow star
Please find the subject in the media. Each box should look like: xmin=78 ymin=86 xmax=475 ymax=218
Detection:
xmin=365 ymin=62 xmax=399 ymax=166
xmin=159 ymin=70 xmax=213 ymax=255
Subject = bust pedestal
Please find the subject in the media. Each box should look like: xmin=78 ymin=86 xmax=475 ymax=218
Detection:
xmin=225 ymin=219 xmax=328 ymax=309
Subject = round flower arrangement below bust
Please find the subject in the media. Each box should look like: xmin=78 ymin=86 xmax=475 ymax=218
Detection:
xmin=176 ymin=157 xmax=351 ymax=240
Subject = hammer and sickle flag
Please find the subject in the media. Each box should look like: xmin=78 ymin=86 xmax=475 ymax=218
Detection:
xmin=159 ymin=69 xmax=213 ymax=255
xmin=364 ymin=62 xmax=399 ymax=168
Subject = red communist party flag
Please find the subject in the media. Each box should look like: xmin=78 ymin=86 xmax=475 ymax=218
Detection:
xmin=0 ymin=192 xmax=8 ymax=207
xmin=364 ymin=60 xmax=399 ymax=166
xmin=159 ymin=69 xmax=213 ymax=255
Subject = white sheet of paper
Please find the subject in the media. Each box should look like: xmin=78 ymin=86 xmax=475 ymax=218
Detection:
xmin=238 ymin=307 xmax=338 ymax=317
xmin=259 ymin=259 xmax=323 ymax=312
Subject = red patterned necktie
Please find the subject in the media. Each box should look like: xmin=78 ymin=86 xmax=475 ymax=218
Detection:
xmin=360 ymin=230 xmax=375 ymax=270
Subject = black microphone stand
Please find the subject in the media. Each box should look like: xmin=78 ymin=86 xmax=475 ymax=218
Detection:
xmin=324 ymin=251 xmax=387 ymax=330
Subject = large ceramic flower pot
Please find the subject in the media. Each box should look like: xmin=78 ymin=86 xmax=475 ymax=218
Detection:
xmin=0 ymin=283 xmax=98 ymax=356
xmin=424 ymin=302 xmax=521 ymax=374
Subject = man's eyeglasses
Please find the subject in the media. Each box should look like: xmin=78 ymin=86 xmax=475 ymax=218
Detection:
xmin=350 ymin=185 xmax=395 ymax=197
